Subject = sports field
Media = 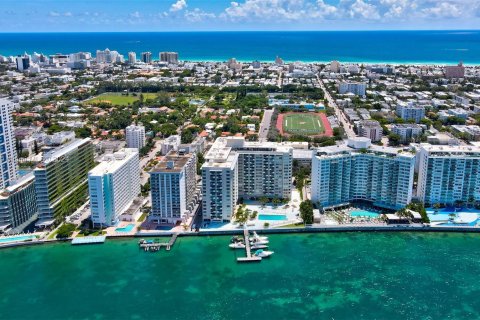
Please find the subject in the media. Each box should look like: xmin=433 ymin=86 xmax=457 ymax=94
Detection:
xmin=84 ymin=92 xmax=157 ymax=106
xmin=282 ymin=113 xmax=325 ymax=135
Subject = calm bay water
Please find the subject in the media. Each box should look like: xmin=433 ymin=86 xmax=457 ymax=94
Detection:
xmin=1 ymin=31 xmax=479 ymax=64
xmin=1 ymin=233 xmax=480 ymax=319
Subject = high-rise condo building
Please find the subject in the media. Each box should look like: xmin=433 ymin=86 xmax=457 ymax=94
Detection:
xmin=125 ymin=123 xmax=146 ymax=150
xmin=149 ymin=149 xmax=197 ymax=224
xmin=128 ymin=52 xmax=137 ymax=64
xmin=417 ymin=144 xmax=480 ymax=206
xmin=160 ymin=52 xmax=179 ymax=64
xmin=0 ymin=173 xmax=37 ymax=234
xmin=0 ymin=99 xmax=18 ymax=189
xmin=141 ymin=52 xmax=152 ymax=64
xmin=15 ymin=54 xmax=30 ymax=71
xmin=96 ymin=49 xmax=120 ymax=64
xmin=88 ymin=148 xmax=140 ymax=227
xmin=34 ymin=138 xmax=95 ymax=227
xmin=202 ymin=137 xmax=292 ymax=222
xmin=311 ymin=138 xmax=415 ymax=210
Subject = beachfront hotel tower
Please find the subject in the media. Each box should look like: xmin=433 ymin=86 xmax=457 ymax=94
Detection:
xmin=311 ymin=138 xmax=415 ymax=210
xmin=0 ymin=99 xmax=18 ymax=189
xmin=202 ymin=137 xmax=292 ymax=222
xmin=149 ymin=149 xmax=197 ymax=224
xmin=417 ymin=144 xmax=480 ymax=207
xmin=88 ymin=148 xmax=140 ymax=227
xmin=34 ymin=138 xmax=95 ymax=227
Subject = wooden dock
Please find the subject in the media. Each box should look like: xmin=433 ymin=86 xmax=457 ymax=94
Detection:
xmin=237 ymin=229 xmax=262 ymax=263
xmin=139 ymin=233 xmax=179 ymax=252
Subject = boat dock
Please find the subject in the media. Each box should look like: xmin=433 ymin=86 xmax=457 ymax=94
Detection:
xmin=71 ymin=236 xmax=106 ymax=245
xmin=139 ymin=233 xmax=179 ymax=252
xmin=237 ymin=229 xmax=262 ymax=263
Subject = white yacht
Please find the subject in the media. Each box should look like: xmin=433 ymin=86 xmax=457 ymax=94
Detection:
xmin=251 ymin=244 xmax=268 ymax=250
xmin=229 ymin=242 xmax=246 ymax=249
xmin=254 ymin=249 xmax=274 ymax=258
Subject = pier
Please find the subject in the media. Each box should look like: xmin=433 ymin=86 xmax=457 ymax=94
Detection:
xmin=237 ymin=229 xmax=262 ymax=263
xmin=139 ymin=233 xmax=179 ymax=252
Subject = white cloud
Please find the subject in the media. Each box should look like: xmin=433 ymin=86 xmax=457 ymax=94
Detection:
xmin=49 ymin=11 xmax=60 ymax=17
xmin=170 ymin=0 xmax=187 ymax=12
xmin=130 ymin=11 xmax=141 ymax=18
xmin=348 ymin=0 xmax=380 ymax=20
xmin=222 ymin=0 xmax=338 ymax=21
xmin=184 ymin=8 xmax=216 ymax=22
xmin=421 ymin=2 xmax=462 ymax=19
xmin=64 ymin=12 xmax=72 ymax=17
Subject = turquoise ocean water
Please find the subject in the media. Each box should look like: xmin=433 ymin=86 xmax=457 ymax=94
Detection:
xmin=0 ymin=31 xmax=479 ymax=64
xmin=1 ymin=233 xmax=480 ymax=319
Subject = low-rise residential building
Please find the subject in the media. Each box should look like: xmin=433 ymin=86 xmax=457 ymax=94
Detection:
xmin=357 ymin=120 xmax=383 ymax=142
xmin=396 ymin=102 xmax=425 ymax=123
xmin=338 ymin=82 xmax=366 ymax=96
xmin=391 ymin=124 xmax=423 ymax=143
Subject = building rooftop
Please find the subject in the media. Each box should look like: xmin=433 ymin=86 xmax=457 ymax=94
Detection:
xmin=40 ymin=138 xmax=91 ymax=166
xmin=150 ymin=150 xmax=194 ymax=173
xmin=89 ymin=148 xmax=138 ymax=176
xmin=419 ymin=143 xmax=480 ymax=155
xmin=316 ymin=138 xmax=414 ymax=159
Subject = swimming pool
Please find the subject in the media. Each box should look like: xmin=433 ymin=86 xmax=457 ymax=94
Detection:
xmin=427 ymin=208 xmax=480 ymax=223
xmin=350 ymin=210 xmax=380 ymax=218
xmin=0 ymin=235 xmax=36 ymax=244
xmin=258 ymin=214 xmax=287 ymax=221
xmin=115 ymin=224 xmax=135 ymax=232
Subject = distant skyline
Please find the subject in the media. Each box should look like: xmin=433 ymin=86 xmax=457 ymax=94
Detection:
xmin=1 ymin=0 xmax=480 ymax=32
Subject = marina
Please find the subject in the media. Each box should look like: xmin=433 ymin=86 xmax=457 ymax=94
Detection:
xmin=235 ymin=229 xmax=274 ymax=263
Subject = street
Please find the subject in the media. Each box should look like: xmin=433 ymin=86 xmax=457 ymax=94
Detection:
xmin=316 ymin=74 xmax=356 ymax=138
xmin=258 ymin=108 xmax=274 ymax=142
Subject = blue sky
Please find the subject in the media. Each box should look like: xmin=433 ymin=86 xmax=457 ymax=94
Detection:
xmin=1 ymin=0 xmax=479 ymax=32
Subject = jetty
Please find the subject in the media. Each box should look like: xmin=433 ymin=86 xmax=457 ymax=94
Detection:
xmin=71 ymin=236 xmax=106 ymax=245
xmin=139 ymin=233 xmax=179 ymax=252
xmin=237 ymin=229 xmax=262 ymax=263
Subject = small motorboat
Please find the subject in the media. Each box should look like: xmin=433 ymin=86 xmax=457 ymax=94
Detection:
xmin=251 ymin=244 xmax=268 ymax=250
xmin=249 ymin=231 xmax=268 ymax=242
xmin=250 ymin=239 xmax=269 ymax=245
xmin=229 ymin=242 xmax=246 ymax=249
xmin=254 ymin=249 xmax=274 ymax=258
xmin=230 ymin=236 xmax=243 ymax=243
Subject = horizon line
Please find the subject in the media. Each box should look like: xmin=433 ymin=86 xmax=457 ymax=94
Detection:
xmin=1 ymin=29 xmax=479 ymax=34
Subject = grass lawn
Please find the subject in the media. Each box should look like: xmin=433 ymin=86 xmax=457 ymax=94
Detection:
xmin=84 ymin=92 xmax=158 ymax=106
xmin=279 ymin=222 xmax=305 ymax=228
xmin=283 ymin=113 xmax=324 ymax=135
